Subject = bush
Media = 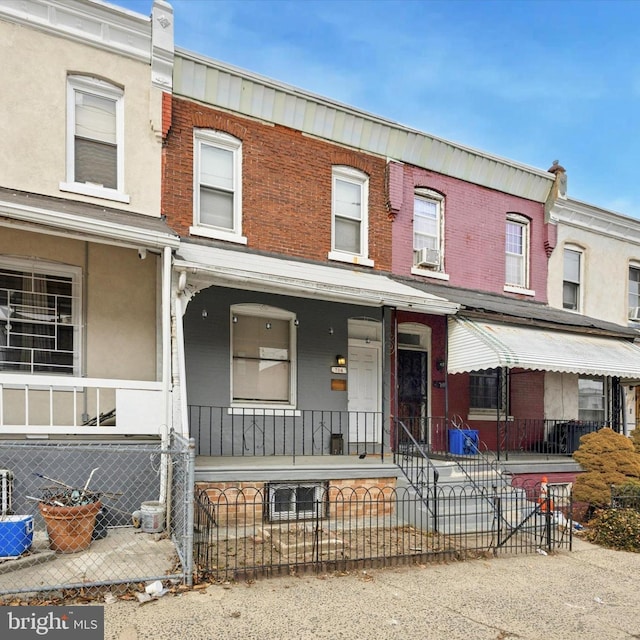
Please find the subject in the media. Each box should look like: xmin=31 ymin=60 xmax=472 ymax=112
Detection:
xmin=572 ymin=428 xmax=640 ymax=512
xmin=584 ymin=508 xmax=640 ymax=552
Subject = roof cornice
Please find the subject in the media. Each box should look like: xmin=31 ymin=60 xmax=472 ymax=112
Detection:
xmin=174 ymin=49 xmax=555 ymax=204
xmin=0 ymin=0 xmax=152 ymax=64
xmin=551 ymin=197 xmax=640 ymax=245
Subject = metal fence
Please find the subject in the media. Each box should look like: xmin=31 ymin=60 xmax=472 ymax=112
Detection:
xmin=194 ymin=482 xmax=572 ymax=582
xmin=0 ymin=432 xmax=195 ymax=600
xmin=611 ymin=484 xmax=640 ymax=511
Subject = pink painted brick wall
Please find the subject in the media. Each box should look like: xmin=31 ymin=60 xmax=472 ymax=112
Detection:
xmin=390 ymin=163 xmax=549 ymax=302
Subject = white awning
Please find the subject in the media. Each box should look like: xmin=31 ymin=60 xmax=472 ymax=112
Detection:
xmin=448 ymin=317 xmax=640 ymax=378
xmin=175 ymin=244 xmax=459 ymax=315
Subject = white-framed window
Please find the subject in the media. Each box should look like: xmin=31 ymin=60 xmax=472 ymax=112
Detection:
xmin=0 ymin=257 xmax=81 ymax=375
xmin=628 ymin=265 xmax=640 ymax=321
xmin=267 ymin=482 xmax=327 ymax=521
xmin=505 ymin=214 xmax=530 ymax=289
xmin=578 ymin=377 xmax=607 ymax=423
xmin=230 ymin=304 xmax=297 ymax=407
xmin=329 ymin=166 xmax=372 ymax=266
xmin=413 ymin=189 xmax=445 ymax=275
xmin=60 ymin=75 xmax=128 ymax=203
xmin=563 ymin=247 xmax=582 ymax=311
xmin=191 ymin=129 xmax=246 ymax=244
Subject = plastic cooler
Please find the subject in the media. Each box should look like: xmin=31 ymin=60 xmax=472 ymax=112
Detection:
xmin=0 ymin=515 xmax=34 ymax=558
xmin=448 ymin=429 xmax=479 ymax=455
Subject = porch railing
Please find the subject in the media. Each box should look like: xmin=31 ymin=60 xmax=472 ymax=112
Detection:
xmin=0 ymin=373 xmax=165 ymax=435
xmin=497 ymin=418 xmax=607 ymax=459
xmin=188 ymin=406 xmax=388 ymax=460
xmin=395 ymin=416 xmax=607 ymax=459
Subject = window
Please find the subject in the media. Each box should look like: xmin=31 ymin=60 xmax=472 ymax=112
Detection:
xmin=191 ymin=130 xmax=245 ymax=244
xmin=329 ymin=166 xmax=371 ymax=265
xmin=61 ymin=76 xmax=127 ymax=202
xmin=0 ymin=258 xmax=80 ymax=374
xmin=505 ymin=214 xmax=530 ymax=288
xmin=413 ymin=190 xmax=443 ymax=271
xmin=629 ymin=266 xmax=640 ymax=320
xmin=267 ymin=483 xmax=326 ymax=521
xmin=469 ymin=368 xmax=508 ymax=415
xmin=578 ymin=377 xmax=606 ymax=423
xmin=231 ymin=305 xmax=296 ymax=407
xmin=563 ymin=248 xmax=582 ymax=311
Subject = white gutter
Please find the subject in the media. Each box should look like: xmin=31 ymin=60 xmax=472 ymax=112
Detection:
xmin=175 ymin=273 xmax=190 ymax=439
xmin=159 ymin=246 xmax=172 ymax=504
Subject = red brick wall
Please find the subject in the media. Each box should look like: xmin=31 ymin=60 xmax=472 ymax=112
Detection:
xmin=163 ymin=97 xmax=392 ymax=270
xmin=391 ymin=164 xmax=549 ymax=302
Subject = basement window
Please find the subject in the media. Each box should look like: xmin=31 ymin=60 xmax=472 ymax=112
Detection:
xmin=267 ymin=482 xmax=327 ymax=522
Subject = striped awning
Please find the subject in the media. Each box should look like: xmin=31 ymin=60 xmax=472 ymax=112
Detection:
xmin=448 ymin=317 xmax=640 ymax=378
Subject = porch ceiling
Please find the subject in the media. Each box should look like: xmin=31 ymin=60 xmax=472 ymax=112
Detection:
xmin=448 ymin=316 xmax=640 ymax=378
xmin=175 ymin=243 xmax=460 ymax=314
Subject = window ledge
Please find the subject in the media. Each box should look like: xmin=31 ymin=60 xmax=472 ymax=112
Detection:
xmin=411 ymin=267 xmax=450 ymax=281
xmin=328 ymin=251 xmax=374 ymax=268
xmin=190 ymin=226 xmax=248 ymax=245
xmin=468 ymin=412 xmax=513 ymax=422
xmin=59 ymin=182 xmax=130 ymax=204
xmin=503 ymin=285 xmax=535 ymax=297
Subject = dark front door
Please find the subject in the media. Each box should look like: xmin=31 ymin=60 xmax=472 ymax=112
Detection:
xmin=398 ymin=349 xmax=428 ymax=442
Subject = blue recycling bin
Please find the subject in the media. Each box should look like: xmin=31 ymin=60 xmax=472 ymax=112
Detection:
xmin=448 ymin=429 xmax=479 ymax=455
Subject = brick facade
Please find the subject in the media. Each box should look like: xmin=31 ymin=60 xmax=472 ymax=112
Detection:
xmin=163 ymin=96 xmax=392 ymax=270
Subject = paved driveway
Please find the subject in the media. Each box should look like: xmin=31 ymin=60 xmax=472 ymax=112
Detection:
xmin=105 ymin=538 xmax=640 ymax=640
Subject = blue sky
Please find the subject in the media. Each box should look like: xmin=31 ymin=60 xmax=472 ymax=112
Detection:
xmin=116 ymin=0 xmax=640 ymax=217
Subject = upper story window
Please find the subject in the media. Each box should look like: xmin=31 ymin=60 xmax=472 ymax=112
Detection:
xmin=413 ymin=189 xmax=444 ymax=272
xmin=231 ymin=304 xmax=297 ymax=408
xmin=0 ymin=258 xmax=81 ymax=375
xmin=505 ymin=214 xmax=530 ymax=290
xmin=329 ymin=166 xmax=372 ymax=266
xmin=563 ymin=247 xmax=582 ymax=311
xmin=191 ymin=129 xmax=246 ymax=244
xmin=629 ymin=265 xmax=640 ymax=321
xmin=60 ymin=75 xmax=128 ymax=203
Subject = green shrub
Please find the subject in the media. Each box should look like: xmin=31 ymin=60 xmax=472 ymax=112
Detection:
xmin=573 ymin=428 xmax=640 ymax=512
xmin=584 ymin=508 xmax=640 ymax=552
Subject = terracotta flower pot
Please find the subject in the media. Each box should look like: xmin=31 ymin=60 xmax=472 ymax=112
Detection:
xmin=39 ymin=501 xmax=102 ymax=553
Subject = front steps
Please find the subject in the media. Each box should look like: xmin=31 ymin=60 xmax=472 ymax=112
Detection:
xmin=396 ymin=457 xmax=534 ymax=535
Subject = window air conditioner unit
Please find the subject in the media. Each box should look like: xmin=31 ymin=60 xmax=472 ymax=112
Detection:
xmin=629 ymin=307 xmax=640 ymax=321
xmin=415 ymin=247 xmax=440 ymax=267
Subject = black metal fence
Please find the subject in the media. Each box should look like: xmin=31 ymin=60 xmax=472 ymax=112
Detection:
xmin=611 ymin=484 xmax=640 ymax=511
xmin=189 ymin=406 xmax=389 ymax=460
xmin=189 ymin=407 xmax=606 ymax=461
xmin=193 ymin=482 xmax=572 ymax=582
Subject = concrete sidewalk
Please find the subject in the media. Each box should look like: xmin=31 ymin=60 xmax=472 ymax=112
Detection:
xmin=104 ymin=538 xmax=640 ymax=640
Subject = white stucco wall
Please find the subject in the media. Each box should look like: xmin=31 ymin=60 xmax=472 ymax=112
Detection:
xmin=544 ymin=371 xmax=578 ymax=421
xmin=0 ymin=19 xmax=162 ymax=216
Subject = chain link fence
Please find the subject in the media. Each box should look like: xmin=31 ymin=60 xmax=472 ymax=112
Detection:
xmin=0 ymin=432 xmax=195 ymax=600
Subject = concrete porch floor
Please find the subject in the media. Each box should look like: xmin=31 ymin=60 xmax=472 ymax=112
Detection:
xmin=195 ymin=453 xmax=402 ymax=483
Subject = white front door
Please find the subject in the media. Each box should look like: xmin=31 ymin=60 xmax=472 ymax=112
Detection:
xmin=347 ymin=343 xmax=381 ymax=444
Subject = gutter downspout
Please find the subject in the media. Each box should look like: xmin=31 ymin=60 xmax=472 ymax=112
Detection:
xmin=159 ymin=245 xmax=172 ymax=503
xmin=175 ymin=271 xmax=190 ymax=438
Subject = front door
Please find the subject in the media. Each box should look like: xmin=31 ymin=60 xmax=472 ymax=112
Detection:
xmin=347 ymin=344 xmax=381 ymax=445
xmin=398 ymin=349 xmax=428 ymax=442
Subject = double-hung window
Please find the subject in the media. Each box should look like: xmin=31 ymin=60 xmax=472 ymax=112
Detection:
xmin=0 ymin=258 xmax=80 ymax=375
xmin=413 ymin=189 xmax=444 ymax=272
xmin=578 ymin=377 xmax=606 ymax=424
xmin=329 ymin=166 xmax=372 ymax=266
xmin=469 ymin=368 xmax=509 ymax=418
xmin=563 ymin=247 xmax=582 ymax=311
xmin=505 ymin=214 xmax=530 ymax=290
xmin=191 ymin=130 xmax=245 ymax=244
xmin=231 ymin=305 xmax=296 ymax=407
xmin=61 ymin=75 xmax=127 ymax=202
xmin=629 ymin=265 xmax=640 ymax=321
